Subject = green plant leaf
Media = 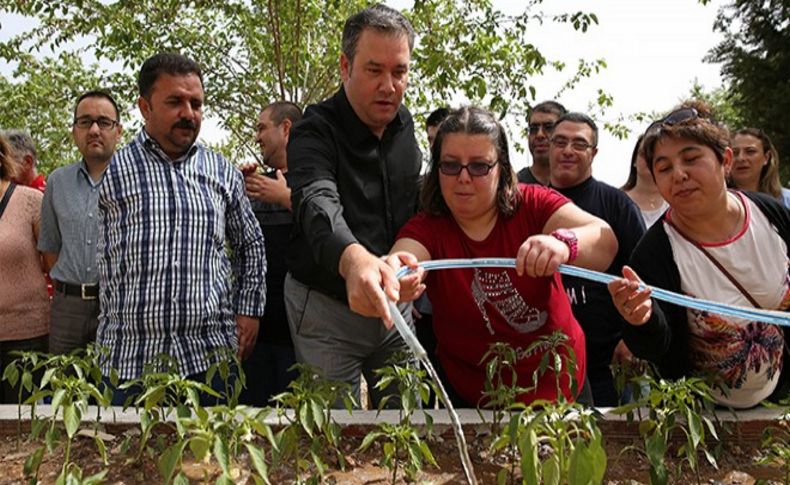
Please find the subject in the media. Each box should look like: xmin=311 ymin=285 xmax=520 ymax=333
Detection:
xmin=81 ymin=469 xmax=109 ymax=485
xmin=189 ymin=436 xmax=210 ymax=462
xmin=23 ymin=446 xmax=45 ymax=478
xmin=214 ymin=435 xmax=230 ymax=475
xmin=94 ymin=435 xmax=109 ymax=465
xmin=174 ymin=473 xmax=189 ymax=485
xmin=568 ymin=444 xmax=593 ymax=484
xmin=3 ymin=362 xmax=19 ymax=387
xmin=63 ymin=403 xmax=81 ymax=438
xmin=158 ymin=441 xmax=187 ymax=483
xmin=245 ymin=443 xmax=270 ymax=484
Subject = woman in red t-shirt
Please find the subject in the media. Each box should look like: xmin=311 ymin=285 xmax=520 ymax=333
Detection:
xmin=386 ymin=107 xmax=617 ymax=406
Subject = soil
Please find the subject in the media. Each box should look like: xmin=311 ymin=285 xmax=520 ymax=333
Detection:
xmin=0 ymin=419 xmax=786 ymax=484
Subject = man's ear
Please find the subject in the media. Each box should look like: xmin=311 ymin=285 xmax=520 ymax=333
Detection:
xmin=340 ymin=53 xmax=351 ymax=82
xmin=138 ymin=96 xmax=151 ymax=121
xmin=591 ymin=147 xmax=599 ymax=161
xmin=281 ymin=118 xmax=292 ymax=138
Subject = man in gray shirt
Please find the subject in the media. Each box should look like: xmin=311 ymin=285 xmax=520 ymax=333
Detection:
xmin=39 ymin=90 xmax=122 ymax=354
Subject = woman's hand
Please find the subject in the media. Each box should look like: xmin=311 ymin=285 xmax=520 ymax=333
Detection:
xmin=383 ymin=251 xmax=426 ymax=303
xmin=607 ymin=266 xmax=653 ymax=326
xmin=516 ymin=234 xmax=569 ymax=278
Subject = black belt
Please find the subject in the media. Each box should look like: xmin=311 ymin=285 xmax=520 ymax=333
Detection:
xmin=53 ymin=280 xmax=99 ymax=300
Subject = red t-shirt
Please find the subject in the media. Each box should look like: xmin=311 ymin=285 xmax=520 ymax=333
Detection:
xmin=397 ymin=184 xmax=586 ymax=405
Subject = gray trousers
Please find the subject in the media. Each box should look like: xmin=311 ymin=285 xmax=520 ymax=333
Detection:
xmin=284 ymin=273 xmax=413 ymax=408
xmin=49 ymin=293 xmax=100 ymax=355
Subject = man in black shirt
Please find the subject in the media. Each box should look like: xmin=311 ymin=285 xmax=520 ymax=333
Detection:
xmin=285 ymin=4 xmax=421 ymax=407
xmin=517 ymin=100 xmax=567 ymax=185
xmin=240 ymin=101 xmax=302 ymax=406
xmin=549 ymin=112 xmax=646 ymax=406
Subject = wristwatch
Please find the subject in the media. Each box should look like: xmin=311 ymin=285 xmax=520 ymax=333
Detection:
xmin=550 ymin=229 xmax=578 ymax=263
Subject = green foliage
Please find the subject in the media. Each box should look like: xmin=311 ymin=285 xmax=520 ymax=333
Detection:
xmin=687 ymin=82 xmax=744 ymax=131
xmin=483 ymin=333 xmax=605 ymax=485
xmin=360 ymin=356 xmax=439 ymax=483
xmin=613 ymin=374 xmax=720 ymax=485
xmin=270 ymin=363 xmax=355 ymax=483
xmin=757 ymin=401 xmax=790 ymax=484
xmin=705 ymin=0 xmax=790 ymax=184
xmin=0 ymin=0 xmax=606 ymax=171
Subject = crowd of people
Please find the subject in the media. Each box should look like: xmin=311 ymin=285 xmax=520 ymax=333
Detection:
xmin=0 ymin=3 xmax=787 ymax=409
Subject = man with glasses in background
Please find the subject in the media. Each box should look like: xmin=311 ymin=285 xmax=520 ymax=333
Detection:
xmin=517 ymin=100 xmax=567 ymax=185
xmin=38 ymin=90 xmax=122 ymax=354
xmin=548 ymin=112 xmax=645 ymax=406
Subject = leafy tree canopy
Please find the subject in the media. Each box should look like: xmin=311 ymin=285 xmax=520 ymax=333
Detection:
xmin=0 ymin=0 xmax=606 ymax=174
xmin=706 ymin=0 xmax=790 ymax=183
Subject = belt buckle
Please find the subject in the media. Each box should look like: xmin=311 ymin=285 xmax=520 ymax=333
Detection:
xmin=81 ymin=285 xmax=97 ymax=300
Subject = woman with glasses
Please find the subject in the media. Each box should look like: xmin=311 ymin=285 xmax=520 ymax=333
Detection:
xmin=608 ymin=101 xmax=790 ymax=408
xmin=385 ymin=107 xmax=618 ymax=406
xmin=621 ymin=135 xmax=668 ymax=227
xmin=730 ymin=128 xmax=790 ymax=209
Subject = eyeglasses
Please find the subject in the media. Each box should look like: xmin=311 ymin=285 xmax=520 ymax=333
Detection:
xmin=645 ymin=108 xmax=700 ymax=134
xmin=528 ymin=122 xmax=555 ymax=135
xmin=438 ymin=160 xmax=498 ymax=177
xmin=73 ymin=117 xmax=118 ymax=131
xmin=549 ymin=136 xmax=594 ymax=151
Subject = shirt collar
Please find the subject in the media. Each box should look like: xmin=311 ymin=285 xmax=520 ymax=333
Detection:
xmin=78 ymin=159 xmax=106 ymax=187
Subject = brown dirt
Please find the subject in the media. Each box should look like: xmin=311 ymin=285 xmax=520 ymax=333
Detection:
xmin=0 ymin=421 xmax=785 ymax=484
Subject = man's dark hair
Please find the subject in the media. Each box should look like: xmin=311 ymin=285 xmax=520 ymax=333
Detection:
xmin=422 ymin=106 xmax=520 ymax=218
xmin=74 ymin=90 xmax=120 ymax=121
xmin=555 ymin=112 xmax=599 ymax=147
xmin=529 ymin=100 xmax=567 ymax=122
xmin=342 ymin=4 xmax=415 ymax=64
xmin=426 ymin=107 xmax=450 ymax=128
xmin=263 ymin=101 xmax=303 ymax=126
xmin=138 ymin=53 xmax=203 ymax=99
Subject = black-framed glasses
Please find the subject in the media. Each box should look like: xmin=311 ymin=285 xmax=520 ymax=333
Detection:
xmin=549 ymin=136 xmax=594 ymax=152
xmin=528 ymin=122 xmax=555 ymax=135
xmin=73 ymin=117 xmax=118 ymax=131
xmin=645 ymin=108 xmax=700 ymax=134
xmin=438 ymin=160 xmax=498 ymax=177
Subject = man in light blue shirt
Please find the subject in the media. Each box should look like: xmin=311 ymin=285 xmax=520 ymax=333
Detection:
xmin=39 ymin=90 xmax=122 ymax=355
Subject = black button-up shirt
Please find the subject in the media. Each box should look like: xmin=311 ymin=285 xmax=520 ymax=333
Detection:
xmin=287 ymin=87 xmax=422 ymax=299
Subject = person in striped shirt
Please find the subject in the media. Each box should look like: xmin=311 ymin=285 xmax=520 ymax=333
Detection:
xmin=96 ymin=53 xmax=267 ymax=404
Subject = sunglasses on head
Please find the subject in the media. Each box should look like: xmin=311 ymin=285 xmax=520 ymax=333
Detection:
xmin=646 ymin=107 xmax=702 ymax=134
xmin=438 ymin=160 xmax=498 ymax=177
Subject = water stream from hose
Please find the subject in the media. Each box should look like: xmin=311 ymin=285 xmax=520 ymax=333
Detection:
xmin=387 ymin=301 xmax=478 ymax=485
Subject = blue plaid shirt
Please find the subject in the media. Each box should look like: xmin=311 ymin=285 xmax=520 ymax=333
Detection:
xmin=97 ymin=130 xmax=266 ymax=379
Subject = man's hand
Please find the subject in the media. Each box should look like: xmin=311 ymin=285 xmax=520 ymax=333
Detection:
xmin=244 ymin=168 xmax=291 ymax=210
xmin=236 ymin=314 xmax=260 ymax=360
xmin=611 ymin=339 xmax=634 ymax=366
xmin=339 ymin=244 xmax=400 ymax=329
xmin=383 ymin=251 xmax=425 ymax=303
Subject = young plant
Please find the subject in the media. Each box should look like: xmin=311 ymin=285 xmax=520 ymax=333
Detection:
xmin=270 ymin=363 xmax=355 ymax=484
xmin=613 ymin=374 xmax=719 ymax=485
xmin=122 ymin=353 xmax=219 ymax=460
xmin=204 ymin=347 xmax=246 ymax=408
xmin=756 ymin=399 xmax=790 ymax=484
xmin=360 ymin=356 xmax=439 ymax=483
xmin=34 ymin=350 xmax=112 ymax=484
xmin=160 ymin=405 xmax=273 ymax=484
xmin=2 ymin=349 xmax=47 ymax=443
xmin=487 ymin=332 xmax=606 ymax=485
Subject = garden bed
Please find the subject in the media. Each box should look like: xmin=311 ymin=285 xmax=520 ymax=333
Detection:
xmin=0 ymin=405 xmax=785 ymax=484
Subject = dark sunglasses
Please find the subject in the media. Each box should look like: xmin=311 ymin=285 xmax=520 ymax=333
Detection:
xmin=645 ymin=107 xmax=700 ymax=134
xmin=528 ymin=122 xmax=556 ymax=135
xmin=438 ymin=160 xmax=498 ymax=177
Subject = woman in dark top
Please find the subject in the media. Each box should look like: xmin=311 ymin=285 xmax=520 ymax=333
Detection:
xmin=608 ymin=101 xmax=790 ymax=408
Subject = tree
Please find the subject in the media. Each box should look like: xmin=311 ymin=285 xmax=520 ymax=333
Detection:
xmin=706 ymin=0 xmax=790 ymax=183
xmin=0 ymin=0 xmax=605 ymax=174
